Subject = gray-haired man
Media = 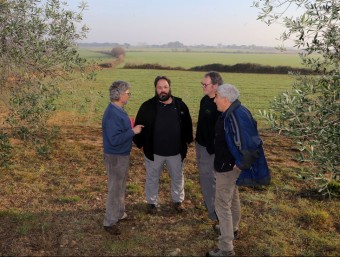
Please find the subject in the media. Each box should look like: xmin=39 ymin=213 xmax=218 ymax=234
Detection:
xmin=208 ymin=84 xmax=268 ymax=256
xmin=102 ymin=80 xmax=143 ymax=235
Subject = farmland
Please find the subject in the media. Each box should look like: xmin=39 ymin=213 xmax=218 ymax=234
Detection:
xmin=58 ymin=47 xmax=300 ymax=126
xmin=56 ymin=68 xmax=293 ymax=127
xmin=78 ymin=47 xmax=305 ymax=69
xmin=0 ymin=48 xmax=339 ymax=256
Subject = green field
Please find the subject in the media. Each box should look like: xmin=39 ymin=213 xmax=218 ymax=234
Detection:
xmin=62 ymin=46 xmax=298 ymax=127
xmin=78 ymin=48 xmax=305 ymax=69
xmin=57 ymin=68 xmax=293 ymax=127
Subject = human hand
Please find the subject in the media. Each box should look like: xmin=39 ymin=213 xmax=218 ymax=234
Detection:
xmin=132 ymin=125 xmax=144 ymax=134
xmin=233 ymin=165 xmax=241 ymax=171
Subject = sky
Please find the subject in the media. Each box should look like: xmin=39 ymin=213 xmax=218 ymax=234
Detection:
xmin=67 ymin=0 xmax=292 ymax=47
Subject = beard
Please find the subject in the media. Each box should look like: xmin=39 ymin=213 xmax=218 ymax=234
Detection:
xmin=156 ymin=90 xmax=172 ymax=102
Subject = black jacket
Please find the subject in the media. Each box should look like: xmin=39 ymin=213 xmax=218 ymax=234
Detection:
xmin=195 ymin=95 xmax=221 ymax=154
xmin=133 ymin=96 xmax=193 ymax=161
xmin=214 ymin=111 xmax=235 ymax=172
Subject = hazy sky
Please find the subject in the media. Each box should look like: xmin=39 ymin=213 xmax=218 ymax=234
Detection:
xmin=67 ymin=0 xmax=291 ymax=47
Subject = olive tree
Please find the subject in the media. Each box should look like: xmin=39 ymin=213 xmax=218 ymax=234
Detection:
xmin=0 ymin=0 xmax=89 ymax=157
xmin=253 ymin=0 xmax=339 ymax=196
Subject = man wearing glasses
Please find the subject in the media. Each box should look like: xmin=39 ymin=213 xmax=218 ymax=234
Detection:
xmin=195 ymin=71 xmax=223 ymax=230
xmin=102 ymin=80 xmax=144 ymax=235
xmin=133 ymin=75 xmax=193 ymax=214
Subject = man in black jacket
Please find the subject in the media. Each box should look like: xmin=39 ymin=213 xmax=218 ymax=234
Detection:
xmin=196 ymin=71 xmax=223 ymax=226
xmin=133 ymin=76 xmax=193 ymax=214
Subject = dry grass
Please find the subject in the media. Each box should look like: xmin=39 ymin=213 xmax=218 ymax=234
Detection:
xmin=0 ymin=124 xmax=339 ymax=256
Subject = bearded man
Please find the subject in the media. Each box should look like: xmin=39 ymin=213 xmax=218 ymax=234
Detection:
xmin=133 ymin=75 xmax=193 ymax=214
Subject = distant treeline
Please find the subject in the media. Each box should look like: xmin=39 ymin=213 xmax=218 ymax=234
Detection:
xmin=123 ymin=63 xmax=184 ymax=71
xmin=77 ymin=41 xmax=284 ymax=51
xmin=123 ymin=62 xmax=314 ymax=75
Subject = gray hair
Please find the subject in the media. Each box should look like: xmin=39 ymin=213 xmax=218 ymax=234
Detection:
xmin=217 ymin=84 xmax=240 ymax=103
xmin=109 ymin=80 xmax=131 ymax=101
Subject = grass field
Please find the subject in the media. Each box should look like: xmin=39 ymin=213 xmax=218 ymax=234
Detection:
xmin=78 ymin=48 xmax=305 ymax=69
xmin=56 ymin=68 xmax=293 ymax=127
xmin=0 ymin=50 xmax=339 ymax=256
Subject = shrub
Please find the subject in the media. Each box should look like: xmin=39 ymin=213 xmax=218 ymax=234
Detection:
xmin=0 ymin=0 xmax=89 ymax=159
xmin=255 ymin=0 xmax=340 ymax=197
xmin=111 ymin=47 xmax=126 ymax=59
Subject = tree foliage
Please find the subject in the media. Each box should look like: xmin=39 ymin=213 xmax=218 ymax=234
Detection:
xmin=254 ymin=0 xmax=339 ymax=196
xmin=0 ymin=0 xmax=89 ymax=158
xmin=111 ymin=46 xmax=126 ymax=59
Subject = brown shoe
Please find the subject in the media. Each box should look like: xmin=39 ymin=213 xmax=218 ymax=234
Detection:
xmin=174 ymin=202 xmax=185 ymax=213
xmin=104 ymin=224 xmax=121 ymax=235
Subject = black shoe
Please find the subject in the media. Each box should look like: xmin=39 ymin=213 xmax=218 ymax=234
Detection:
xmin=174 ymin=202 xmax=185 ymax=213
xmin=212 ymin=224 xmax=239 ymax=239
xmin=234 ymin=230 xmax=240 ymax=240
xmin=104 ymin=224 xmax=121 ymax=235
xmin=207 ymin=248 xmax=235 ymax=256
xmin=147 ymin=204 xmax=158 ymax=214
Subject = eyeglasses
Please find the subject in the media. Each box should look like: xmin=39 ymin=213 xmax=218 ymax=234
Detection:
xmin=123 ymin=92 xmax=131 ymax=96
xmin=201 ymin=82 xmax=213 ymax=88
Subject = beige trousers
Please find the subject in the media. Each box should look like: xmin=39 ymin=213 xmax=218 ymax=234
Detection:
xmin=215 ymin=168 xmax=241 ymax=251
